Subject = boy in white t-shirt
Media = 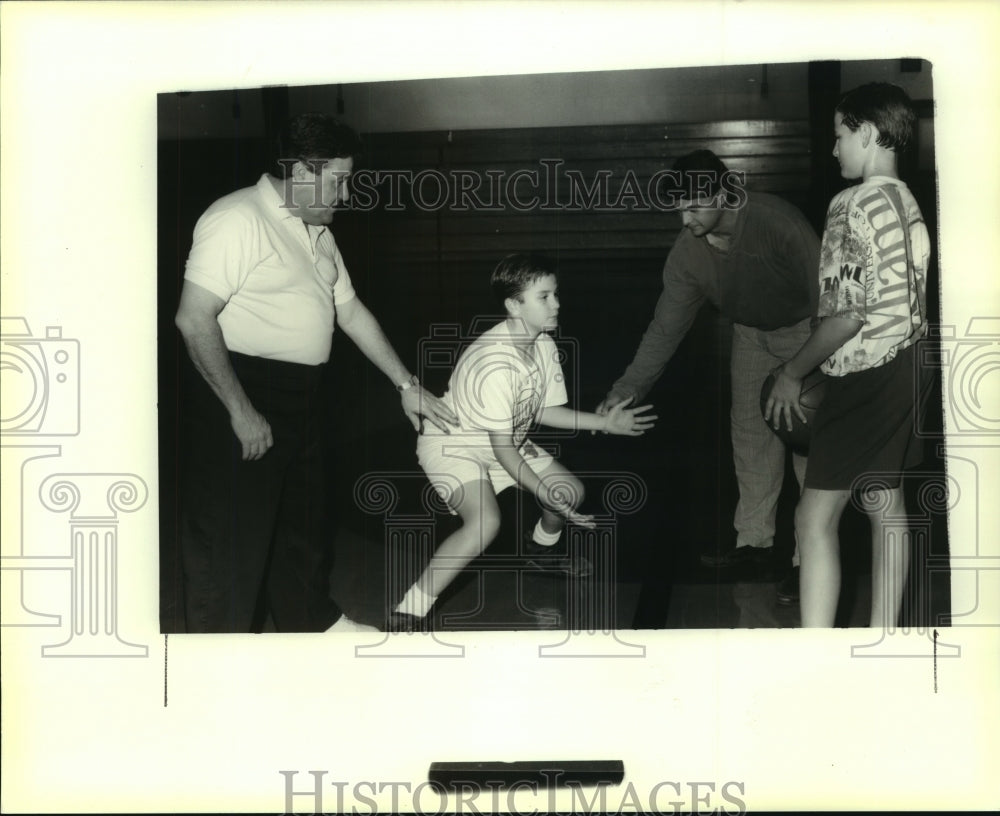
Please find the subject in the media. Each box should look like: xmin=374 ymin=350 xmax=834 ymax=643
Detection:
xmin=387 ymin=254 xmax=656 ymax=631
xmin=766 ymin=83 xmax=931 ymax=628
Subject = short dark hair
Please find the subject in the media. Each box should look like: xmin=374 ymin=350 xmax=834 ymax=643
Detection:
xmin=273 ymin=113 xmax=363 ymax=178
xmin=664 ymin=149 xmax=731 ymax=199
xmin=836 ymin=82 xmax=917 ymax=153
xmin=490 ymin=253 xmax=556 ymax=308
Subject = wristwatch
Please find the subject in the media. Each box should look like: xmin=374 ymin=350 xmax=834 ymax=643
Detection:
xmin=396 ymin=374 xmax=419 ymax=392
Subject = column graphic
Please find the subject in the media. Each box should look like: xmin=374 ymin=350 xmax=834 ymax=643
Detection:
xmin=1 ymin=445 xmax=63 ymax=626
xmin=850 ymin=468 xmax=961 ymax=658
xmin=537 ymin=473 xmax=647 ymax=658
xmin=353 ymin=473 xmax=464 ymax=658
xmin=37 ymin=474 xmax=148 ymax=657
xmin=2 ymin=316 xmax=149 ymax=658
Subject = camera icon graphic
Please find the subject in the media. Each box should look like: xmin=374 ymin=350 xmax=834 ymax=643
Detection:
xmin=0 ymin=316 xmax=80 ymax=436
xmin=921 ymin=318 xmax=1000 ymax=436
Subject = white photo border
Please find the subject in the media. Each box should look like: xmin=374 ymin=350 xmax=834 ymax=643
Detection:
xmin=2 ymin=1 xmax=998 ymax=813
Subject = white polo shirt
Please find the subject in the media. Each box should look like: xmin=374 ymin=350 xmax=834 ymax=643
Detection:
xmin=184 ymin=174 xmax=356 ymax=365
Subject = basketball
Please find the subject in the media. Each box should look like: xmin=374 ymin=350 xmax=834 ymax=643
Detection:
xmin=759 ymin=368 xmax=829 ymax=453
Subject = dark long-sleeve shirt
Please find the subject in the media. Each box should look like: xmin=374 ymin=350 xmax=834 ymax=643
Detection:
xmin=612 ymin=192 xmax=820 ymax=402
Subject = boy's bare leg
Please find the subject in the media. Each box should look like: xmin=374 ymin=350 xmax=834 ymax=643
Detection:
xmin=788 ymin=451 xmax=808 ymax=570
xmin=523 ymin=459 xmax=593 ymax=578
xmin=796 ymin=488 xmax=851 ymax=627
xmin=388 ymin=480 xmax=500 ymax=629
xmin=533 ymin=459 xmax=585 ymax=534
xmin=868 ymin=485 xmax=909 ymax=630
xmin=538 ymin=507 xmax=565 ymax=535
xmin=417 ymin=479 xmax=501 ymax=599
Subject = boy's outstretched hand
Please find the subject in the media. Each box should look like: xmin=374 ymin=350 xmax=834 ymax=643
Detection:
xmin=563 ymin=509 xmax=597 ymax=530
xmin=602 ymin=396 xmax=657 ymax=436
xmin=547 ymin=500 xmax=597 ymax=530
xmin=561 ymin=506 xmax=597 ymax=529
xmin=537 ymin=483 xmax=596 ymax=529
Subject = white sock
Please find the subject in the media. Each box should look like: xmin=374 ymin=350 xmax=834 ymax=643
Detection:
xmin=327 ymin=615 xmax=379 ymax=633
xmin=532 ymin=519 xmax=562 ymax=547
xmin=396 ymin=583 xmax=437 ymax=618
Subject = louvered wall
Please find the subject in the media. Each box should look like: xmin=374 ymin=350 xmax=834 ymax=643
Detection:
xmin=351 ymin=120 xmax=811 ymax=274
xmin=329 ymin=118 xmax=814 ymax=360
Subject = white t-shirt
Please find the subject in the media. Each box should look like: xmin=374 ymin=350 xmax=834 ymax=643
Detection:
xmin=423 ymin=321 xmax=568 ymax=467
xmin=184 ymin=174 xmax=357 ymax=365
xmin=817 ymin=176 xmax=929 ymax=376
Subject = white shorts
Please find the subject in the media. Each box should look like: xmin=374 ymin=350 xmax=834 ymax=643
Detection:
xmin=416 ymin=433 xmax=555 ymax=513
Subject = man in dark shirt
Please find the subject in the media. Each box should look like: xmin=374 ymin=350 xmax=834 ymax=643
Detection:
xmin=598 ymin=150 xmax=819 ymax=585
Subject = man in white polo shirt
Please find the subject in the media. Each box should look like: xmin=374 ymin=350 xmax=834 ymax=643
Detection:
xmin=174 ymin=113 xmax=457 ymax=633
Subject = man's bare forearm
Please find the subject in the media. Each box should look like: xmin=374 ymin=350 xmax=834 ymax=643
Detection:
xmin=337 ymin=299 xmax=411 ymax=386
xmin=175 ymin=295 xmax=273 ymax=459
xmin=176 ymin=315 xmax=253 ymax=417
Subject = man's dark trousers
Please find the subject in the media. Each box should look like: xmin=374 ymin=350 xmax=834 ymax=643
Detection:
xmin=179 ymin=351 xmax=341 ymax=633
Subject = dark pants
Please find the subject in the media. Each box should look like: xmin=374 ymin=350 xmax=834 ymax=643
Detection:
xmin=179 ymin=352 xmax=341 ymax=633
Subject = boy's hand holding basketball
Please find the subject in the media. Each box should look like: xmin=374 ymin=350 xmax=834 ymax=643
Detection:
xmin=765 ymin=364 xmax=807 ymax=432
xmin=602 ymin=396 xmax=657 ymax=436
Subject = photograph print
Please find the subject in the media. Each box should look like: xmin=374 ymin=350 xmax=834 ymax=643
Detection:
xmin=157 ymin=59 xmax=949 ymax=637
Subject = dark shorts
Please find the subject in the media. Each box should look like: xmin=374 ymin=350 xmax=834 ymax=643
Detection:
xmin=804 ymin=343 xmax=933 ymax=491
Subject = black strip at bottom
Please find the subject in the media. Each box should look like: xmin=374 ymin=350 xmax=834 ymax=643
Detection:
xmin=428 ymin=760 xmax=625 ymax=790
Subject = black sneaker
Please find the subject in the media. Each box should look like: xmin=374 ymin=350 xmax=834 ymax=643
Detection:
xmin=776 ymin=566 xmax=800 ymax=606
xmin=701 ymin=544 xmax=773 ymax=568
xmin=384 ymin=610 xmax=430 ymax=632
xmin=524 ymin=533 xmax=593 ymax=578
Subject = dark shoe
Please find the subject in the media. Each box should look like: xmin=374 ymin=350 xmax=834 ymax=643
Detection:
xmin=384 ymin=610 xmax=430 ymax=632
xmin=701 ymin=544 xmax=774 ymax=568
xmin=524 ymin=534 xmax=593 ymax=578
xmin=776 ymin=566 xmax=800 ymax=606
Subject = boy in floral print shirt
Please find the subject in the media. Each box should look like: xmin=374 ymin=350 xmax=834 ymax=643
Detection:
xmin=766 ymin=83 xmax=931 ymax=628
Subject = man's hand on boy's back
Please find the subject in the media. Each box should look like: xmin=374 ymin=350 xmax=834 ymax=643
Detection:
xmin=400 ymin=384 xmax=459 ymax=434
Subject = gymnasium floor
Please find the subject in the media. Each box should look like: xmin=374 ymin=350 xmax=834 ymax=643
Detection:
xmin=161 ymin=308 xmax=950 ymax=634
xmin=324 ymin=392 xmax=949 ymax=633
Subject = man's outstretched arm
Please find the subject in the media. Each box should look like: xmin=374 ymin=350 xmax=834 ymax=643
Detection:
xmin=336 ymin=296 xmax=458 ymax=433
xmin=598 ymin=263 xmax=705 ymax=416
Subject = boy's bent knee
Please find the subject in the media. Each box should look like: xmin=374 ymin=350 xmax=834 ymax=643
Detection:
xmin=550 ymin=473 xmax=585 ymax=508
xmin=468 ymin=506 xmax=501 ymax=544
